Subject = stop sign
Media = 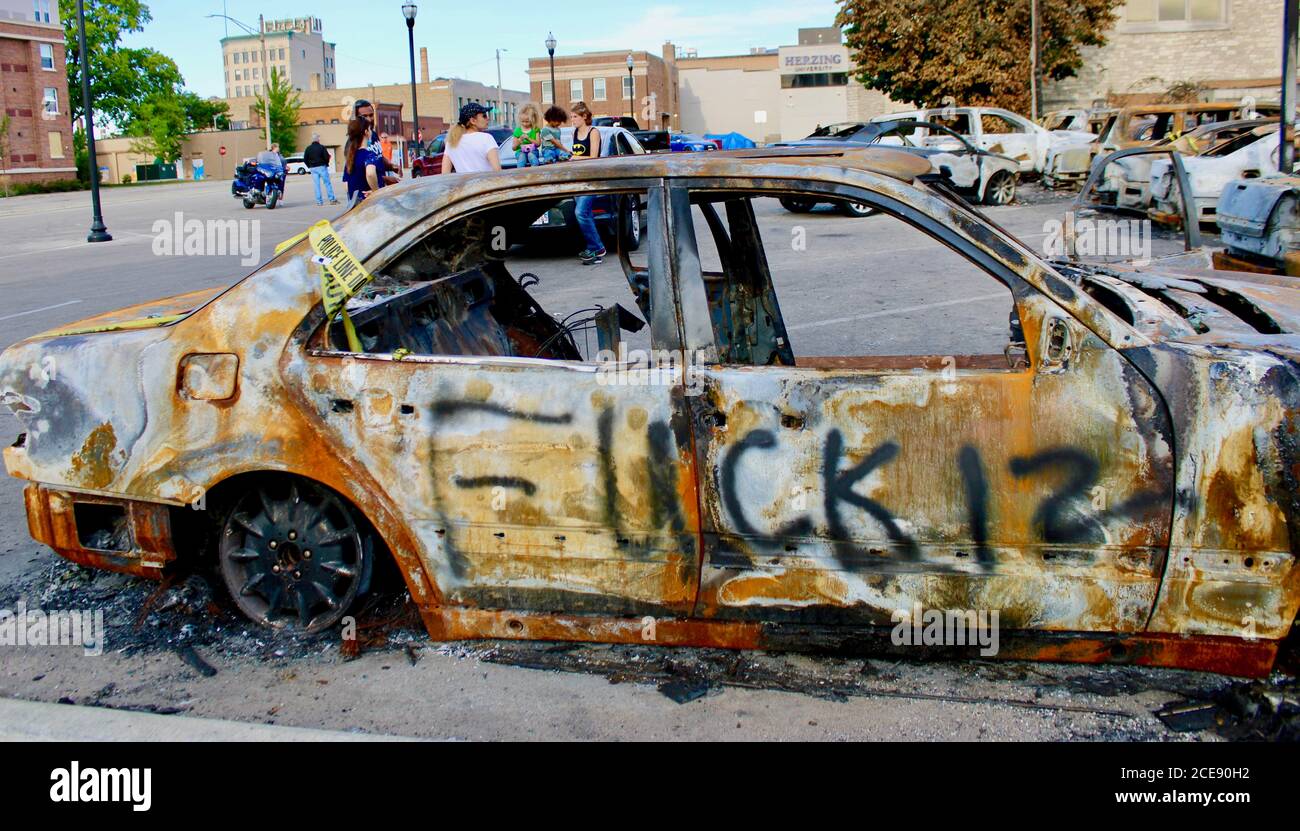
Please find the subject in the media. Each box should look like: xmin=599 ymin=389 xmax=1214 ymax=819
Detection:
xmin=219 ymin=146 xmax=227 ymax=156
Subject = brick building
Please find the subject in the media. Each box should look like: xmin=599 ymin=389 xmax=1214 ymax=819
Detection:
xmin=527 ymin=44 xmax=679 ymax=129
xmin=0 ymin=0 xmax=76 ymax=184
xmin=1045 ymin=0 xmax=1284 ymax=109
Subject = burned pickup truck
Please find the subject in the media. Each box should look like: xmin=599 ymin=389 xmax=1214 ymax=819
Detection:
xmin=3 ymin=147 xmax=1299 ymax=676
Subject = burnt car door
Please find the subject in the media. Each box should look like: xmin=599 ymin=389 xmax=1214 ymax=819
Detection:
xmin=295 ymin=182 xmax=704 ymax=617
xmin=669 ymin=177 xmax=1176 ymax=633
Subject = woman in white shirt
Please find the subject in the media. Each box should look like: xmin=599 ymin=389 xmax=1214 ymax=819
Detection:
xmin=442 ymin=102 xmax=503 ymax=174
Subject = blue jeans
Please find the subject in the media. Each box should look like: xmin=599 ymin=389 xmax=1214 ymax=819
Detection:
xmin=310 ymin=166 xmax=335 ymax=203
xmin=574 ymin=195 xmax=604 ymax=252
xmin=515 ymin=147 xmax=539 ymax=168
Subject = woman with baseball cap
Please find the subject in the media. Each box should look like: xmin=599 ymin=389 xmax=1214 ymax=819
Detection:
xmin=442 ymin=102 xmax=502 ymax=174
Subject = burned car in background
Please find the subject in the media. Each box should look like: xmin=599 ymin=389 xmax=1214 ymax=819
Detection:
xmin=772 ymin=120 xmax=1019 ymax=213
xmin=1149 ymin=123 xmax=1293 ymax=227
xmin=1047 ymin=102 xmax=1275 ymax=190
xmin=3 ymin=147 xmax=1300 ymax=677
xmin=1093 ymin=119 xmax=1275 ymax=213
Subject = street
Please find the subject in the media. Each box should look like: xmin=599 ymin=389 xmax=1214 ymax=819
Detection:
xmin=0 ymin=173 xmax=1253 ymax=741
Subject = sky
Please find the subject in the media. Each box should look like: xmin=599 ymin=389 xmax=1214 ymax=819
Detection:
xmin=121 ymin=0 xmax=843 ymax=98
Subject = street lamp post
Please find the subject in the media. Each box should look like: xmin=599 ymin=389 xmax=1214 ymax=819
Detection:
xmin=545 ymin=32 xmax=556 ymax=106
xmin=207 ymin=13 xmax=272 ymax=150
xmin=402 ymin=3 xmax=420 ymax=156
xmin=74 ymin=0 xmax=110 ymax=242
xmin=626 ymin=53 xmax=634 ymax=121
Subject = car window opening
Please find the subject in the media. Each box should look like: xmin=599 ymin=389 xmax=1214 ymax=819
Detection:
xmin=319 ymin=193 xmax=653 ymax=362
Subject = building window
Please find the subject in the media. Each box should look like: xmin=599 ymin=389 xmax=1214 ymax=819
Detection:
xmin=570 ymin=79 xmax=583 ymax=101
xmin=622 ymin=75 xmax=633 ymax=98
xmin=49 ymin=131 xmax=64 ymax=158
xmin=33 ymin=1 xmax=51 ymax=23
xmin=279 ymin=48 xmax=286 ymax=60
xmin=592 ymin=77 xmax=606 ymax=101
xmin=541 ymin=80 xmax=553 ymax=104
xmin=42 ymin=87 xmax=58 ymax=115
xmin=39 ymin=43 xmax=54 ymax=70
xmin=1123 ymin=0 xmax=1226 ymax=27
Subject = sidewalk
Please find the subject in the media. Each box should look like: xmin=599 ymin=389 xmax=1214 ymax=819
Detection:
xmin=0 ymin=697 xmax=423 ymax=742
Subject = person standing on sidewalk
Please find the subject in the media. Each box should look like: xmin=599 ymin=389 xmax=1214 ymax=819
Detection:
xmin=304 ymin=133 xmax=338 ymax=205
xmin=570 ymin=102 xmax=605 ymax=265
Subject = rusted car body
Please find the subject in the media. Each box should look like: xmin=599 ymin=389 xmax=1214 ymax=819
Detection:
xmin=3 ymin=147 xmax=1300 ymax=677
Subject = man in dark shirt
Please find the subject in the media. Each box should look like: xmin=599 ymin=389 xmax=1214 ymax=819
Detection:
xmin=304 ymin=133 xmax=338 ymax=205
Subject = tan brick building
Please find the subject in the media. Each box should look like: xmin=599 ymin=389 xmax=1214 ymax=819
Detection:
xmin=677 ymin=29 xmax=901 ymax=144
xmin=0 ymin=0 xmax=76 ymax=184
xmin=221 ymin=15 xmax=337 ymax=98
xmin=527 ymin=44 xmax=680 ymax=129
xmin=1045 ymin=0 xmax=1284 ymax=109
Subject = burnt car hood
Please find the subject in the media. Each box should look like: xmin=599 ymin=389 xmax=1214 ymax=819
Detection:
xmin=1055 ymin=254 xmax=1300 ymax=348
xmin=19 ymin=287 xmax=224 ymax=341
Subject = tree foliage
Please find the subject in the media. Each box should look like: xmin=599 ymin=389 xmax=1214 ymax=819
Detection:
xmin=180 ymin=93 xmax=231 ymax=131
xmin=126 ymin=93 xmax=186 ymax=162
xmin=60 ymin=0 xmax=183 ymax=127
xmin=255 ymin=69 xmax=303 ymax=154
xmin=836 ymin=0 xmax=1122 ymax=113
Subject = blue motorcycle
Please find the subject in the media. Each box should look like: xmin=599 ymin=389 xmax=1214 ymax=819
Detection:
xmin=232 ymin=152 xmax=286 ymax=210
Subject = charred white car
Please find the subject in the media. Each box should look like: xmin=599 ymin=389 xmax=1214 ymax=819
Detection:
xmin=1150 ymin=124 xmax=1288 ymax=225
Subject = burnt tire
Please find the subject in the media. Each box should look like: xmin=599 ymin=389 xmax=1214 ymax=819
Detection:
xmin=983 ymin=170 xmax=1017 ymax=206
xmin=779 ymin=196 xmax=816 ymax=213
xmin=217 ymin=477 xmax=374 ymax=634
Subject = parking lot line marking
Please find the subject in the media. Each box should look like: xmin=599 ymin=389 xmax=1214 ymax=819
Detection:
xmin=786 ymin=292 xmax=1009 ymax=332
xmin=0 ymin=299 xmax=82 ymax=322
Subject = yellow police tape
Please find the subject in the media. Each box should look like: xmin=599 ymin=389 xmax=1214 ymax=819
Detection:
xmin=279 ymin=219 xmax=376 ymax=353
xmin=46 ymin=313 xmax=190 ymax=338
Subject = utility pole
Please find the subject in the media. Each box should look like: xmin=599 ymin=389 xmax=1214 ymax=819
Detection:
xmin=259 ymin=14 xmax=271 ymax=150
xmin=1283 ymin=0 xmax=1297 ymax=174
xmin=1030 ymin=0 xmax=1041 ymax=121
xmin=496 ymin=48 xmax=505 ymax=125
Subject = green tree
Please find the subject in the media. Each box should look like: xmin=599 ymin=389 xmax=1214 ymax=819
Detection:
xmin=836 ymin=0 xmax=1122 ymax=113
xmin=60 ymin=0 xmax=183 ymax=127
xmin=181 ymin=93 xmax=231 ymax=131
xmin=254 ymin=69 xmax=302 ymax=153
xmin=126 ymin=92 xmax=186 ymax=162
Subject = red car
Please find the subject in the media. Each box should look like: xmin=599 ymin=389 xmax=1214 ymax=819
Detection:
xmin=410 ymin=128 xmax=513 ymax=177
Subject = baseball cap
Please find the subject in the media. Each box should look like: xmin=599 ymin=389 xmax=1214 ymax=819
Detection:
xmin=458 ymin=102 xmax=491 ymax=124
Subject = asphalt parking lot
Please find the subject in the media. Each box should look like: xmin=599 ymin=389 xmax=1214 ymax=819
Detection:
xmin=0 ymin=172 xmax=1271 ymax=741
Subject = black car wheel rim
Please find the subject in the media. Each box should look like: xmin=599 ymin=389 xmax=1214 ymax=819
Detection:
xmin=219 ymin=480 xmax=365 ymax=633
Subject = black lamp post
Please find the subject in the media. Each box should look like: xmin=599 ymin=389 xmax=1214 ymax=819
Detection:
xmin=74 ymin=0 xmax=110 ymax=242
xmin=545 ymin=32 xmax=556 ymax=105
xmin=402 ymin=3 xmax=420 ymax=156
xmin=626 ymin=53 xmax=634 ymax=121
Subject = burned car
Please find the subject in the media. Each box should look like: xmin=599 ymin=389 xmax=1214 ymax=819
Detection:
xmin=772 ymin=120 xmax=1019 ymax=212
xmin=3 ymin=147 xmax=1299 ymax=677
